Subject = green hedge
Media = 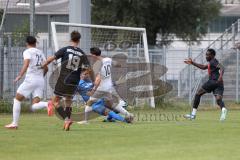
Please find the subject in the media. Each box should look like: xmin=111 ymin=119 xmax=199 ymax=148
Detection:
xmin=0 ymin=100 xmax=32 ymax=113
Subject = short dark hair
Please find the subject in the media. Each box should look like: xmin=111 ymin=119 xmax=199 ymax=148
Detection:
xmin=26 ymin=36 xmax=36 ymax=45
xmin=90 ymin=47 xmax=101 ymax=56
xmin=207 ymin=48 xmax=216 ymax=56
xmin=71 ymin=31 xmax=81 ymax=42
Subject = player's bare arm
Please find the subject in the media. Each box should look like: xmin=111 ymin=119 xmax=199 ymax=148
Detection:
xmin=86 ymin=73 xmax=101 ymax=106
xmin=217 ymin=63 xmax=225 ymax=83
xmin=88 ymin=73 xmax=101 ymax=96
xmin=15 ymin=59 xmax=30 ymax=82
xmin=184 ymin=58 xmax=208 ymax=70
xmin=43 ymin=65 xmax=48 ymax=76
xmin=41 ymin=55 xmax=56 ymax=68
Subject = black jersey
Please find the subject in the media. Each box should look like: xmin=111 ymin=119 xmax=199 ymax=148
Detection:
xmin=208 ymin=58 xmax=221 ymax=81
xmin=55 ymin=46 xmax=90 ymax=85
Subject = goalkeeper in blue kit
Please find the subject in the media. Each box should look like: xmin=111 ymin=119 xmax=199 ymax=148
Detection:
xmin=76 ymin=68 xmax=131 ymax=123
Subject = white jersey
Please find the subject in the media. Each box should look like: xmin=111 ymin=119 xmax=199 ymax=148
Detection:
xmin=97 ymin=57 xmax=113 ymax=91
xmin=23 ymin=48 xmax=46 ymax=80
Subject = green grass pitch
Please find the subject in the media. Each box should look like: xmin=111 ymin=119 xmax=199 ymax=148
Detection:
xmin=1 ymin=110 xmax=240 ymax=160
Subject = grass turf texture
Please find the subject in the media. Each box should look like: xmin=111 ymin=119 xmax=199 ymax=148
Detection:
xmin=0 ymin=109 xmax=240 ymax=160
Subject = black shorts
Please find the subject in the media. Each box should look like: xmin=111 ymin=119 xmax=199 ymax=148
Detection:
xmin=54 ymin=75 xmax=79 ymax=97
xmin=201 ymin=80 xmax=224 ymax=96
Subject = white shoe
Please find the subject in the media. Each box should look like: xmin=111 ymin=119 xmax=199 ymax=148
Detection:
xmin=5 ymin=123 xmax=18 ymax=129
xmin=220 ymin=108 xmax=227 ymax=121
xmin=125 ymin=113 xmax=134 ymax=123
xmin=77 ymin=120 xmax=89 ymax=125
xmin=183 ymin=114 xmax=196 ymax=120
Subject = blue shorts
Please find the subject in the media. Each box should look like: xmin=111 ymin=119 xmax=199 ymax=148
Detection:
xmin=91 ymin=99 xmax=106 ymax=115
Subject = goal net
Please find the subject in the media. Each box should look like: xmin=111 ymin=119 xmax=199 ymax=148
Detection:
xmin=51 ymin=22 xmax=155 ymax=107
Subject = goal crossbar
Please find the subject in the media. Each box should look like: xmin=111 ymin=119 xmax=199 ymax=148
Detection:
xmin=51 ymin=21 xmax=155 ymax=107
xmin=51 ymin=22 xmax=149 ymax=62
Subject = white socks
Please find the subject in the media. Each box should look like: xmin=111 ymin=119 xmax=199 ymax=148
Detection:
xmin=191 ymin=108 xmax=197 ymax=116
xmin=31 ymin=102 xmax=48 ymax=111
xmin=114 ymin=102 xmax=130 ymax=116
xmin=12 ymin=100 xmax=48 ymax=125
xmin=222 ymin=107 xmax=227 ymax=112
xmin=12 ymin=98 xmax=21 ymax=126
xmin=84 ymin=105 xmax=92 ymax=121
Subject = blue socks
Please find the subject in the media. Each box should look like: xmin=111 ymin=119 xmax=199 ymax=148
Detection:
xmin=108 ymin=111 xmax=125 ymax=122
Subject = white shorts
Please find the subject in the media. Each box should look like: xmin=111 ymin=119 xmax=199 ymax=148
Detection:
xmin=17 ymin=78 xmax=45 ymax=99
xmin=90 ymin=86 xmax=120 ymax=103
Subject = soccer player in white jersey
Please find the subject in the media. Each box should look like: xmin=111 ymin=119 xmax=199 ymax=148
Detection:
xmin=85 ymin=47 xmax=133 ymax=122
xmin=5 ymin=36 xmax=50 ymax=129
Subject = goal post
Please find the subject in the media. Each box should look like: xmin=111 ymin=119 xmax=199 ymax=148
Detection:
xmin=51 ymin=22 xmax=155 ymax=107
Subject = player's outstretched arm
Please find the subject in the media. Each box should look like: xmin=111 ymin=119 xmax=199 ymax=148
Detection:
xmin=184 ymin=58 xmax=208 ymax=70
xmin=15 ymin=59 xmax=30 ymax=82
xmin=41 ymin=56 xmax=55 ymax=68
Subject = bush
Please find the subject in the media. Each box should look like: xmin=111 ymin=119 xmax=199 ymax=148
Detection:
xmin=0 ymin=99 xmax=33 ymax=113
xmin=0 ymin=100 xmax=12 ymax=113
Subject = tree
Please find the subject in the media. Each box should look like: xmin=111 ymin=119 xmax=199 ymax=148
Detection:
xmin=12 ymin=18 xmax=31 ymax=46
xmin=91 ymin=0 xmax=221 ymax=46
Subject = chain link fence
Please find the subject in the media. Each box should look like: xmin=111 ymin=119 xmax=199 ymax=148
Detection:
xmin=178 ymin=19 xmax=240 ymax=105
xmin=1 ymin=33 xmax=240 ymax=111
xmin=0 ymin=33 xmax=56 ymax=111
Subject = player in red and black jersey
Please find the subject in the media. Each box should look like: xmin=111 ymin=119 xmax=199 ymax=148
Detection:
xmin=183 ymin=48 xmax=227 ymax=121
xmin=42 ymin=31 xmax=90 ymax=130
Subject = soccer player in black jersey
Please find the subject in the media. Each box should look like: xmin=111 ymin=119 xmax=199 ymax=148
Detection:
xmin=42 ymin=31 xmax=90 ymax=130
xmin=184 ymin=48 xmax=227 ymax=121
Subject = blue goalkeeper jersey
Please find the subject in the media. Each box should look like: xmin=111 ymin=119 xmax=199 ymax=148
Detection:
xmin=77 ymin=79 xmax=94 ymax=102
xmin=77 ymin=79 xmax=106 ymax=115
